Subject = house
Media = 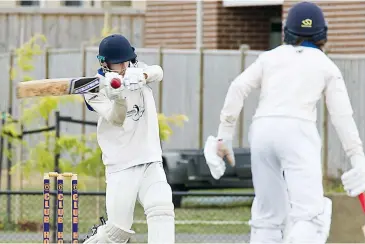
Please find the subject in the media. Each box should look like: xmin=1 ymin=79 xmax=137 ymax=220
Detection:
xmin=144 ymin=0 xmax=365 ymax=54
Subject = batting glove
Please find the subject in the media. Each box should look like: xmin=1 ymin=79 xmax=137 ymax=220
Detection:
xmin=341 ymin=155 xmax=365 ymax=197
xmin=104 ymin=72 xmax=126 ymax=101
xmin=203 ymin=136 xmax=235 ymax=180
xmin=123 ymin=68 xmax=146 ymax=91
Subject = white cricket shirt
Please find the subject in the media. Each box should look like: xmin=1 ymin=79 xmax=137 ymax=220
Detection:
xmin=218 ymin=44 xmax=364 ymax=158
xmin=84 ymin=62 xmax=163 ymax=173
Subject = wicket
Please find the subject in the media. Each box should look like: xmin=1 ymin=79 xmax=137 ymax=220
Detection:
xmin=43 ymin=172 xmax=78 ymax=243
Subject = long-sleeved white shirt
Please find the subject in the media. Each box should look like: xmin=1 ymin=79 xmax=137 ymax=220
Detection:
xmin=218 ymin=44 xmax=364 ymax=158
xmin=84 ymin=61 xmax=163 ymax=173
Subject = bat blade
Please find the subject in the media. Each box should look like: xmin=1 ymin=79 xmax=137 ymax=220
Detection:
xmin=16 ymin=77 xmax=101 ymax=98
xmin=358 ymin=193 xmax=365 ymax=237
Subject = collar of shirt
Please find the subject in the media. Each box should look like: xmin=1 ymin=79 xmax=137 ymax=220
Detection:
xmin=98 ymin=68 xmax=105 ymax=77
xmin=300 ymin=40 xmax=321 ymax=51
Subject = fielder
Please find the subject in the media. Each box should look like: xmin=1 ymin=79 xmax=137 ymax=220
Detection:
xmin=204 ymin=2 xmax=365 ymax=243
xmin=82 ymin=34 xmax=175 ymax=244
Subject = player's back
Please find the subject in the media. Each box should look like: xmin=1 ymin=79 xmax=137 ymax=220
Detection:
xmin=253 ymin=44 xmax=336 ymax=122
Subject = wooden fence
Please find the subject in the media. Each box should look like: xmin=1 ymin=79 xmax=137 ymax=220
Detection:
xmin=1 ymin=47 xmax=365 ymax=180
xmin=0 ymin=7 xmax=145 ymax=52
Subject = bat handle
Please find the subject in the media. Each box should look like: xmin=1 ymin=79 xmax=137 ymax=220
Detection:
xmin=358 ymin=193 xmax=365 ymax=213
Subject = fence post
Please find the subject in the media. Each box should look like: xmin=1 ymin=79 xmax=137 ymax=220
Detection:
xmin=45 ymin=46 xmax=50 ymax=79
xmin=8 ymin=49 xmax=14 ymax=120
xmin=0 ymin=111 xmax=6 ymax=191
xmin=6 ymin=50 xmax=14 ymax=225
xmin=6 ymin=107 xmax=12 ymax=224
xmin=81 ymin=43 xmax=87 ymax=160
xmin=158 ymin=46 xmax=164 ymax=113
xmin=52 ymin=111 xmax=61 ymax=243
xmin=198 ymin=47 xmax=205 ymax=149
xmin=45 ymin=47 xmax=51 ymax=149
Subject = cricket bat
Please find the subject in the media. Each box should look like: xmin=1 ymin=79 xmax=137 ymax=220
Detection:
xmin=16 ymin=77 xmax=101 ymax=98
xmin=358 ymin=193 xmax=365 ymax=237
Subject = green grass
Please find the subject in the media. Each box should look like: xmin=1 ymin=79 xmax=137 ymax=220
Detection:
xmin=0 ymin=170 xmax=253 ymax=242
xmin=0 ymin=194 xmax=252 ymax=234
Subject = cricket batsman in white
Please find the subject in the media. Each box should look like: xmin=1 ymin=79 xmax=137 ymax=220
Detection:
xmin=82 ymin=34 xmax=175 ymax=243
xmin=204 ymin=1 xmax=365 ymax=243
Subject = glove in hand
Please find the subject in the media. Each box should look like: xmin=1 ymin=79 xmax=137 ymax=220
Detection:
xmin=203 ymin=136 xmax=235 ymax=180
xmin=104 ymin=72 xmax=125 ymax=101
xmin=123 ymin=68 xmax=146 ymax=91
xmin=341 ymin=155 xmax=365 ymax=197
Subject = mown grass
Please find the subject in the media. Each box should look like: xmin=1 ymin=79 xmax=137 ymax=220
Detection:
xmin=0 ymin=170 xmax=253 ymax=243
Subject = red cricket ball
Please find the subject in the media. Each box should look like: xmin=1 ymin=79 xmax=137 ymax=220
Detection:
xmin=110 ymin=78 xmax=122 ymax=89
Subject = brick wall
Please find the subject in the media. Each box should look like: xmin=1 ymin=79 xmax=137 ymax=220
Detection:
xmin=144 ymin=1 xmax=219 ymax=49
xmin=145 ymin=1 xmax=281 ymax=50
xmin=283 ymin=1 xmax=365 ymax=54
xmin=217 ymin=5 xmax=281 ymax=50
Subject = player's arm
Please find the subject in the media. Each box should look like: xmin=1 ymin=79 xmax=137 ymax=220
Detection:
xmin=325 ymin=66 xmax=365 ymax=197
xmin=84 ymin=86 xmax=127 ymax=127
xmin=217 ymin=57 xmax=263 ymax=140
xmin=325 ymin=68 xmax=364 ymax=158
xmin=137 ymin=61 xmax=164 ymax=83
xmin=203 ymin=57 xmax=263 ymax=179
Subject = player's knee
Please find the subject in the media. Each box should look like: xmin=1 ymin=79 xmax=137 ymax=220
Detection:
xmin=250 ymin=200 xmax=288 ymax=228
xmin=284 ymin=197 xmax=332 ymax=243
xmin=143 ymin=181 xmax=174 ymax=219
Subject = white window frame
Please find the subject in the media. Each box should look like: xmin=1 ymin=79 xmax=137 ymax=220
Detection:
xmin=223 ymin=0 xmax=283 ymax=7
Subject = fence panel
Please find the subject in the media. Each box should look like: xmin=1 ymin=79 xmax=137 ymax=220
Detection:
xmin=202 ymin=50 xmax=243 ymax=147
xmin=0 ymin=53 xmax=10 ymax=173
xmin=85 ymin=47 xmax=99 ymax=78
xmin=135 ymin=48 xmax=162 ymax=112
xmin=161 ymin=49 xmax=201 ymax=149
xmin=328 ymin=55 xmax=365 ymax=178
xmin=84 ymin=47 xmax=100 ymax=135
xmin=0 ymin=53 xmax=10 ymax=113
xmin=11 ymin=53 xmax=46 ymax=120
xmin=241 ymin=51 xmax=261 ymax=148
xmin=12 ymin=52 xmax=47 ymax=181
xmin=48 ymin=49 xmax=84 ymax=136
xmin=0 ymin=8 xmax=145 ymax=50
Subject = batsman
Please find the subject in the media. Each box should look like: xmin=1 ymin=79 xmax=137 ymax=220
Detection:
xmin=204 ymin=1 xmax=365 ymax=243
xmin=82 ymin=34 xmax=175 ymax=243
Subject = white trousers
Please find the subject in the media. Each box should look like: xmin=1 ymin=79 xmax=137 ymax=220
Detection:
xmin=105 ymin=162 xmax=175 ymax=243
xmin=248 ymin=117 xmax=331 ymax=243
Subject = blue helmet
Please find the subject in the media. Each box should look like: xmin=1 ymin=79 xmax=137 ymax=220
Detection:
xmin=97 ymin=34 xmax=137 ymax=64
xmin=284 ymin=1 xmax=327 ymax=45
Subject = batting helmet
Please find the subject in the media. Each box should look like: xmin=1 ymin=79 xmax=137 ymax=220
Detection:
xmin=284 ymin=1 xmax=327 ymax=45
xmin=97 ymin=34 xmax=137 ymax=64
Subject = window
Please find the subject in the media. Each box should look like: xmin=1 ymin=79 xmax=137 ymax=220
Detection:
xmin=269 ymin=18 xmax=282 ymax=49
xmin=19 ymin=0 xmax=40 ymax=6
xmin=102 ymin=1 xmax=132 ymax=7
xmin=63 ymin=0 xmax=82 ymax=6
